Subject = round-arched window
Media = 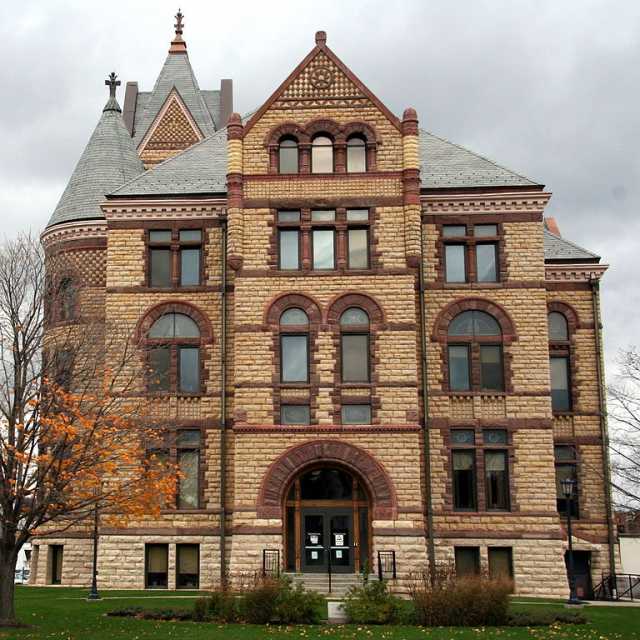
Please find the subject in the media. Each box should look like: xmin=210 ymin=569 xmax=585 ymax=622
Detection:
xmin=340 ymin=307 xmax=370 ymax=382
xmin=311 ymin=135 xmax=334 ymax=173
xmin=346 ymin=135 xmax=366 ymax=173
xmin=280 ymin=309 xmax=309 ymax=383
xmin=278 ymin=137 xmax=299 ymax=174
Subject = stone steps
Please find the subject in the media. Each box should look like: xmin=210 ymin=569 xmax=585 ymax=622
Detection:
xmin=284 ymin=572 xmax=376 ymax=596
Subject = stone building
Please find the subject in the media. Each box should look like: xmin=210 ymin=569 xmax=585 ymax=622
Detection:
xmin=34 ymin=14 xmax=616 ymax=598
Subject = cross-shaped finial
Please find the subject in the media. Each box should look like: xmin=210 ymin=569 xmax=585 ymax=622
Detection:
xmin=105 ymin=72 xmax=120 ymax=99
xmin=174 ymin=9 xmax=184 ymax=38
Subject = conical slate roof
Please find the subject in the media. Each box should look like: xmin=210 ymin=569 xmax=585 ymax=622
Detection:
xmin=47 ymin=94 xmax=144 ymax=228
xmin=132 ymin=51 xmax=216 ymax=147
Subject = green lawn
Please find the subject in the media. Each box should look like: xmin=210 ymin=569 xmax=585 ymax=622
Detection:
xmin=1 ymin=586 xmax=638 ymax=639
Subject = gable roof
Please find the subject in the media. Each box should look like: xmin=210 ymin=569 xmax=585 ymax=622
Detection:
xmin=132 ymin=52 xmax=216 ymax=148
xmin=47 ymin=95 xmax=144 ymax=227
xmin=420 ymin=130 xmax=541 ymax=189
xmin=543 ymin=228 xmax=600 ymax=263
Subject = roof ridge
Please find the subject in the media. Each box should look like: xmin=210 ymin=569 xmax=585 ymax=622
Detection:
xmin=543 ymin=227 xmax=600 ymax=259
xmin=420 ymin=128 xmax=540 ymax=186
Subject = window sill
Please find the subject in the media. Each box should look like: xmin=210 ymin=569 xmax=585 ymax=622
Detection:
xmin=146 ymin=393 xmax=205 ymax=399
xmin=446 ymin=391 xmax=506 ymax=397
xmin=553 ymin=411 xmax=574 ymax=417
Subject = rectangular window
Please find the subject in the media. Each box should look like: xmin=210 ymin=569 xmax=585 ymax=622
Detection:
xmin=312 ymin=229 xmax=335 ymax=269
xmin=443 ymin=225 xmax=466 ymax=237
xmin=281 ymin=335 xmax=309 ymax=382
xmin=179 ymin=230 xmax=202 ymax=286
xmin=149 ymin=347 xmax=171 ymax=392
xmin=346 ymin=209 xmax=369 ymax=222
xmin=488 ymin=547 xmax=513 ymax=581
xmin=278 ymin=210 xmax=301 ymax=223
xmin=281 ymin=404 xmax=311 ymax=425
xmin=455 ymin=547 xmax=480 ymax=577
xmin=176 ymin=544 xmax=199 ymax=589
xmin=279 ymin=230 xmax=300 ymax=270
xmin=480 ymin=345 xmax=504 ymax=391
xmin=348 ymin=228 xmax=369 ymax=269
xmin=474 ymin=224 xmax=498 ymax=237
xmin=476 ymin=243 xmax=498 ymax=282
xmin=177 ymin=430 xmax=200 ymax=509
xmin=453 ymin=450 xmax=476 ymax=510
xmin=341 ymin=334 xmax=369 ymax=382
xmin=445 ymin=245 xmax=466 ymax=282
xmin=550 ymin=356 xmax=571 ymax=412
xmin=145 ymin=544 xmax=168 ymax=588
xmin=178 ymin=347 xmax=200 ymax=394
xmin=311 ymin=209 xmax=336 ymax=222
xmin=448 ymin=345 xmax=470 ymax=391
xmin=150 ymin=248 xmax=172 ymax=287
xmin=341 ymin=404 xmax=371 ymax=424
xmin=50 ymin=545 xmax=63 ymax=585
xmin=555 ymin=446 xmax=579 ymax=518
xmin=485 ymin=450 xmax=509 ymax=510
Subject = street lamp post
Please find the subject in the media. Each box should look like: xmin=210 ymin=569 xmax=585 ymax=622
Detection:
xmin=561 ymin=477 xmax=581 ymax=605
xmin=87 ymin=502 xmax=100 ymax=600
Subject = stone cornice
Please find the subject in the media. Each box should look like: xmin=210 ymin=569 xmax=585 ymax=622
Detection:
xmin=40 ymin=220 xmax=107 ymax=249
xmin=545 ymin=263 xmax=609 ymax=282
xmin=422 ymin=191 xmax=552 ymax=214
xmin=101 ymin=198 xmax=227 ymax=221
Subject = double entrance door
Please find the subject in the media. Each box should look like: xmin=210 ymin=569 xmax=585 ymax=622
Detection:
xmin=302 ymin=508 xmax=353 ymax=573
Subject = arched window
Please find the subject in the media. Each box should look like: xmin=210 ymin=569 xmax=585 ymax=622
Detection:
xmin=447 ymin=310 xmax=504 ymax=392
xmin=280 ymin=308 xmax=309 ymax=383
xmin=311 ymin=134 xmax=334 ymax=173
xmin=57 ymin=277 xmax=76 ymax=322
xmin=147 ymin=312 xmax=201 ymax=394
xmin=346 ymin=135 xmax=366 ymax=173
xmin=278 ymin=137 xmax=299 ymax=174
xmin=340 ymin=307 xmax=370 ymax=382
xmin=548 ymin=311 xmax=571 ymax=412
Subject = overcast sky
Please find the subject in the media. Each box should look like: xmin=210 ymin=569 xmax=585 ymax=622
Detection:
xmin=1 ymin=0 xmax=638 ymax=378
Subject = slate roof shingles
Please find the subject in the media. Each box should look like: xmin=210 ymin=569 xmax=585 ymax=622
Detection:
xmin=543 ymin=228 xmax=600 ymax=263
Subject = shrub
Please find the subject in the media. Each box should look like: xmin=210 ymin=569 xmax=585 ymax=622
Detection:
xmin=205 ymin=590 xmax=240 ymax=622
xmin=274 ymin=580 xmax=325 ymax=624
xmin=241 ymin=578 xmax=281 ymax=624
xmin=106 ymin=607 xmax=143 ymax=618
xmin=507 ymin=609 xmax=587 ymax=627
xmin=343 ymin=579 xmax=403 ymax=624
xmin=192 ymin=597 xmax=209 ymax=622
xmin=410 ymin=566 xmax=512 ymax=627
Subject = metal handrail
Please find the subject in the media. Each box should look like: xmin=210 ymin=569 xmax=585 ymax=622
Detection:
xmin=262 ymin=549 xmax=280 ymax=578
xmin=594 ymin=573 xmax=640 ymax=601
xmin=377 ymin=550 xmax=397 ymax=581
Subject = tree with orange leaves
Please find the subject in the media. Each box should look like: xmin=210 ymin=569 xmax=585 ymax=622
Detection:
xmin=0 ymin=235 xmax=176 ymax=625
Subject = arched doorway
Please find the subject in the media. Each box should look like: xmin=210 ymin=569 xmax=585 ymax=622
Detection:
xmin=284 ymin=466 xmax=370 ymax=573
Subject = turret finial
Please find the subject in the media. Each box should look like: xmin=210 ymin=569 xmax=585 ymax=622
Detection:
xmin=105 ymin=72 xmax=120 ymax=99
xmin=174 ymin=9 xmax=184 ymax=40
xmin=169 ymin=9 xmax=188 ymax=53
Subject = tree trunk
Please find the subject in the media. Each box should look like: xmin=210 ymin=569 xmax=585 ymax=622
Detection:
xmin=0 ymin=556 xmax=17 ymax=626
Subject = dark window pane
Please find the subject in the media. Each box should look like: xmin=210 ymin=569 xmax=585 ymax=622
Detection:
xmin=340 ymin=307 xmax=369 ymax=326
xmin=445 ymin=245 xmax=466 ymax=282
xmin=176 ymin=430 xmax=200 ymax=447
xmin=474 ymin=224 xmax=498 ymax=237
xmin=177 ymin=544 xmax=199 ymax=589
xmin=453 ymin=450 xmax=476 ymax=509
xmin=281 ymin=335 xmax=308 ymax=382
xmin=174 ymin=314 xmax=199 ymax=338
xmin=485 ymin=450 xmax=509 ymax=510
xmin=311 ymin=135 xmax=333 ymax=173
xmin=149 ymin=230 xmax=172 ymax=243
xmin=455 ymin=547 xmax=480 ymax=576
xmin=280 ymin=308 xmax=308 ymax=326
xmin=148 ymin=314 xmax=174 ymax=338
xmin=278 ymin=210 xmax=301 ymax=223
xmin=178 ymin=449 xmax=199 ymax=509
xmin=146 ymin=544 xmax=168 ymax=588
xmin=150 ymin=249 xmax=172 ymax=287
xmin=554 ymin=445 xmax=576 ymax=462
xmin=279 ymin=230 xmax=300 ymax=270
xmin=347 ymin=137 xmax=366 ymax=172
xmin=473 ymin=312 xmax=501 ymax=336
xmin=311 ymin=209 xmax=335 ymax=222
xmin=451 ymin=429 xmax=475 ymax=445
xmin=480 ymin=345 xmax=504 ymax=391
xmin=300 ymin=468 xmax=353 ymax=500
xmin=448 ymin=311 xmax=474 ymax=336
xmin=488 ymin=547 xmax=513 ymax=580
xmin=443 ymin=225 xmax=466 ymax=237
xmin=312 ymin=229 xmax=335 ymax=269
xmin=279 ymin=139 xmax=299 ymax=174
xmin=179 ymin=347 xmax=200 ymax=393
xmin=448 ymin=345 xmax=470 ymax=391
xmin=348 ymin=229 xmax=369 ymax=269
xmin=476 ymin=243 xmax=498 ymax=282
xmin=281 ymin=405 xmax=311 ymax=425
xmin=556 ymin=463 xmax=579 ymax=518
xmin=58 ymin=278 xmax=76 ymax=321
xmin=179 ymin=230 xmax=202 ymax=242
xmin=180 ymin=248 xmax=200 ymax=286
xmin=483 ymin=429 xmax=507 ymax=445
xmin=548 ymin=312 xmax=569 ymax=341
xmin=341 ymin=334 xmax=369 ymax=382
xmin=341 ymin=404 xmax=371 ymax=424
xmin=347 ymin=209 xmax=369 ymax=221
xmin=551 ymin=357 xmax=571 ymax=411
xmin=149 ymin=347 xmax=170 ymax=392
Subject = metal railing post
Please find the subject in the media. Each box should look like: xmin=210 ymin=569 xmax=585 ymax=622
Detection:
xmin=327 ymin=548 xmax=332 ymax=594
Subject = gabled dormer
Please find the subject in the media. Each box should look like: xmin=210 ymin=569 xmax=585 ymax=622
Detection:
xmin=122 ymin=10 xmax=233 ymax=168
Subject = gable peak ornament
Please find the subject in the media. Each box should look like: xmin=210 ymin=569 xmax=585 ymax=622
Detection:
xmin=309 ymin=65 xmax=334 ymax=90
xmin=169 ymin=8 xmax=188 ymax=53
xmin=105 ymin=72 xmax=120 ymax=99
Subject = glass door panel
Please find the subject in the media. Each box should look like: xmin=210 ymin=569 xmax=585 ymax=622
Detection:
xmin=302 ymin=513 xmax=326 ymax=571
xmin=330 ymin=513 xmax=353 ymax=571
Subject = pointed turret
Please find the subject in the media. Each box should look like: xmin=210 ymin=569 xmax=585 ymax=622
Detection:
xmin=46 ymin=73 xmax=144 ymax=228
